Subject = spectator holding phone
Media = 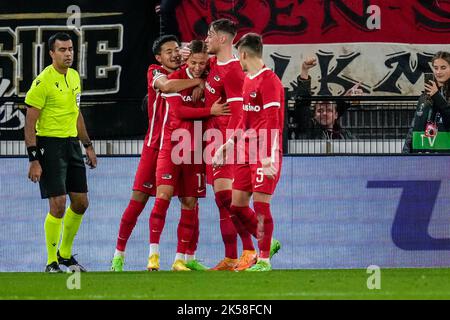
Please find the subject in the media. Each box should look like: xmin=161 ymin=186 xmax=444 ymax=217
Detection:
xmin=294 ymin=57 xmax=362 ymax=140
xmin=403 ymin=51 xmax=450 ymax=153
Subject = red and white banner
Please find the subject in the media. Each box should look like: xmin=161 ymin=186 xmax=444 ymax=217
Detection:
xmin=175 ymin=0 xmax=450 ymax=95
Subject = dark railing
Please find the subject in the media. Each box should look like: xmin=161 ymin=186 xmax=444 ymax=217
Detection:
xmin=1 ymin=96 xmax=419 ymax=155
xmin=285 ymin=96 xmax=418 ymax=154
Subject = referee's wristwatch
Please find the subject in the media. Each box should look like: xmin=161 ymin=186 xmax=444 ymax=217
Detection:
xmin=83 ymin=141 xmax=93 ymax=149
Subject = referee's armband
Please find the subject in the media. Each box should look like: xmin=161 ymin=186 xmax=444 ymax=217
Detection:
xmin=27 ymin=146 xmax=40 ymax=162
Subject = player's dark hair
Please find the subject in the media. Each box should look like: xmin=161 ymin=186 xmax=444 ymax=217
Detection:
xmin=152 ymin=35 xmax=180 ymax=56
xmin=48 ymin=32 xmax=72 ymax=51
xmin=210 ymin=18 xmax=237 ymax=37
xmin=235 ymin=33 xmax=263 ymax=58
xmin=188 ymin=40 xmax=207 ymax=55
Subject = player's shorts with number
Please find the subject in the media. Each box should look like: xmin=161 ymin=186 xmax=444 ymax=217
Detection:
xmin=156 ymin=148 xmax=206 ymax=198
xmin=232 ymin=160 xmax=282 ymax=195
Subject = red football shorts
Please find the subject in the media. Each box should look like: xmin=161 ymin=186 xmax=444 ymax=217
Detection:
xmin=232 ymin=159 xmax=282 ymax=195
xmin=156 ymin=147 xmax=206 ymax=198
xmin=132 ymin=145 xmax=159 ymax=196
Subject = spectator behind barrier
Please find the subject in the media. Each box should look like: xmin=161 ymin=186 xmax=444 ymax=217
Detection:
xmin=403 ymin=51 xmax=450 ymax=153
xmin=293 ymin=57 xmax=362 ymax=140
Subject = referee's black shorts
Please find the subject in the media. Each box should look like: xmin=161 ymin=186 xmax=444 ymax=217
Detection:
xmin=36 ymin=136 xmax=88 ymax=199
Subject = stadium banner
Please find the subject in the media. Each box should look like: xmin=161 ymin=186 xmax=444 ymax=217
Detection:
xmin=1 ymin=155 xmax=450 ymax=271
xmin=0 ymin=0 xmax=160 ymax=140
xmin=2 ymin=0 xmax=450 ymax=140
xmin=262 ymin=43 xmax=450 ymax=97
xmin=174 ymin=0 xmax=450 ymax=97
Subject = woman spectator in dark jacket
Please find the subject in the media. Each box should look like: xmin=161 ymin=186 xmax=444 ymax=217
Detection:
xmin=403 ymin=51 xmax=450 ymax=153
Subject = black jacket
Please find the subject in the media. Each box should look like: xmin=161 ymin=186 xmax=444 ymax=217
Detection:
xmin=293 ymin=75 xmax=355 ymax=140
xmin=402 ymin=89 xmax=450 ymax=153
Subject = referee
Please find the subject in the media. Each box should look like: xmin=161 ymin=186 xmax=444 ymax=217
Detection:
xmin=24 ymin=32 xmax=97 ymax=273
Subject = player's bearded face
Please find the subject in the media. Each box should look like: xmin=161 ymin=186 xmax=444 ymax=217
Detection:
xmin=159 ymin=41 xmax=181 ymax=70
xmin=187 ymin=53 xmax=208 ymax=78
xmin=50 ymin=40 xmax=73 ymax=69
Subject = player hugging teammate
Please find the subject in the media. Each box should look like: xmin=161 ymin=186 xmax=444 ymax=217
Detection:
xmin=111 ymin=19 xmax=283 ymax=272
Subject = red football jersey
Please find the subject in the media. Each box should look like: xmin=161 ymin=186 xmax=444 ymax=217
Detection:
xmin=161 ymin=67 xmax=207 ymax=152
xmin=145 ymin=64 xmax=169 ymax=149
xmin=240 ymin=67 xmax=285 ymax=162
xmin=204 ymin=56 xmax=245 ymax=135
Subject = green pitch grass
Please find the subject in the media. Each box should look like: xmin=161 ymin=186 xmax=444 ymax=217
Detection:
xmin=1 ymin=268 xmax=450 ymax=300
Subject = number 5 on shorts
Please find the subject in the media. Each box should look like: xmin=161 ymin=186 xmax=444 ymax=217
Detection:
xmin=256 ymin=167 xmax=264 ymax=183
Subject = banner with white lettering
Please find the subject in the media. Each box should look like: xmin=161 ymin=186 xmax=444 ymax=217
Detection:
xmin=0 ymin=0 xmax=159 ymax=139
xmin=173 ymin=0 xmax=450 ymax=97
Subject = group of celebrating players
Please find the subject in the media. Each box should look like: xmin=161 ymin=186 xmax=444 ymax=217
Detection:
xmin=111 ymin=18 xmax=284 ymax=272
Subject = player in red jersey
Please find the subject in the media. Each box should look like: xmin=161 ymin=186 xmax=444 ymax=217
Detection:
xmin=203 ymin=19 xmax=257 ymax=271
xmin=148 ymin=40 xmax=230 ymax=271
xmin=213 ymin=33 xmax=283 ymax=271
xmin=111 ymin=35 xmax=204 ymax=271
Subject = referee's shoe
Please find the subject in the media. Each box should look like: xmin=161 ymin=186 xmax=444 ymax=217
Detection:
xmin=57 ymin=251 xmax=87 ymax=272
xmin=45 ymin=261 xmax=63 ymax=273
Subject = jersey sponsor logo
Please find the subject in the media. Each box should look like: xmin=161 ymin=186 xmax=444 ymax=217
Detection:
xmin=182 ymin=95 xmax=193 ymax=102
xmin=243 ymin=104 xmax=261 ymax=112
xmin=205 ymin=81 xmax=216 ymax=94
xmin=162 ymin=174 xmax=172 ymax=180
xmin=214 ymin=75 xmax=220 ymax=81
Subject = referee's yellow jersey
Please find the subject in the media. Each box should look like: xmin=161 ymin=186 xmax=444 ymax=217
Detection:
xmin=25 ymin=65 xmax=81 ymax=138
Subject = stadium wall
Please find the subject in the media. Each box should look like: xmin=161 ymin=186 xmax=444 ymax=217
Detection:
xmin=1 ymin=156 xmax=450 ymax=272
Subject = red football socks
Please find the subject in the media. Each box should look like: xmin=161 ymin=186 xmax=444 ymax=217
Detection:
xmin=149 ymin=198 xmax=170 ymax=244
xmin=116 ymin=199 xmax=146 ymax=251
xmin=215 ymin=190 xmax=238 ymax=259
xmin=254 ymin=201 xmax=273 ymax=259
xmin=186 ymin=203 xmax=199 ymax=255
xmin=229 ymin=205 xmax=256 ymax=251
xmin=177 ymin=208 xmax=197 ymax=254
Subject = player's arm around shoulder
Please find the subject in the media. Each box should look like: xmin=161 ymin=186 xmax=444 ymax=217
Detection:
xmin=154 ymin=71 xmax=202 ymax=94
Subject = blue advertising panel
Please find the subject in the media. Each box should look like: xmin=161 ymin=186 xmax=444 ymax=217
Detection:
xmin=1 ymin=156 xmax=449 ymax=271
